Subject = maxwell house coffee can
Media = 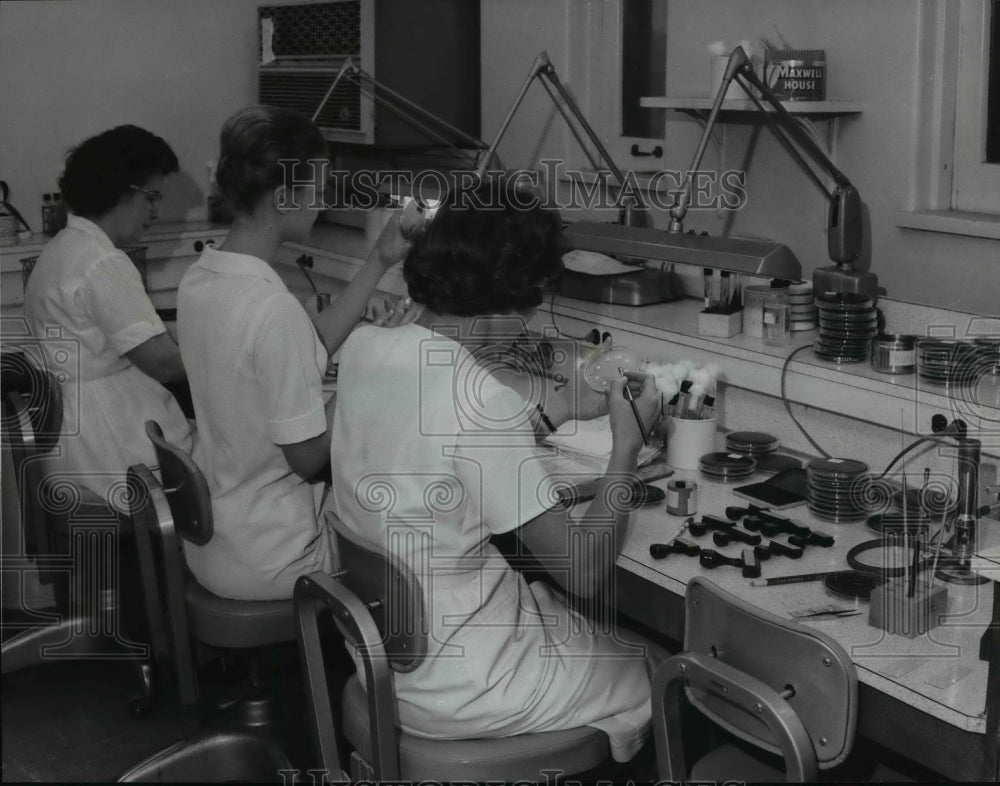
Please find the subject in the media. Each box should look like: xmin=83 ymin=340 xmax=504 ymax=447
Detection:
xmin=765 ymin=49 xmax=826 ymax=101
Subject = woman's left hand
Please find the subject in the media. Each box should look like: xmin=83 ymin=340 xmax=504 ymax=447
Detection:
xmin=371 ymin=295 xmax=421 ymax=327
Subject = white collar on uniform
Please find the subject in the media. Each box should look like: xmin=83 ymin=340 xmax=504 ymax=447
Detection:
xmin=66 ymin=214 xmax=116 ymax=251
xmin=197 ymin=247 xmax=285 ymax=287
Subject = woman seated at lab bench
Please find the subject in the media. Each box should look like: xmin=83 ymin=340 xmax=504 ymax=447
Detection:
xmin=24 ymin=125 xmax=193 ymax=504
xmin=178 ymin=105 xmax=418 ymax=602
xmin=328 ymin=179 xmax=664 ymax=764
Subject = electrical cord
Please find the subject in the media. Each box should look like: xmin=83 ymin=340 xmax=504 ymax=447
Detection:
xmin=780 ymin=344 xmax=831 ymax=458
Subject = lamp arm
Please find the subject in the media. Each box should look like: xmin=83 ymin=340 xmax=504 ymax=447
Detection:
xmin=732 ymin=49 xmax=863 ymax=264
xmin=668 ymin=50 xmax=744 ymax=233
xmin=476 ymin=51 xmax=647 ymax=215
xmin=475 ymin=52 xmax=550 ymax=180
xmin=311 ymin=57 xmax=488 ymax=166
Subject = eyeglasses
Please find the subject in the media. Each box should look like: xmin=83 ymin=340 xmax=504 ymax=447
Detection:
xmin=130 ymin=185 xmax=163 ymax=209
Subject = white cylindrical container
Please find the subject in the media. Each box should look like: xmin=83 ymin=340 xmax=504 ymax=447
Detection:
xmin=666 ymin=415 xmax=718 ymax=470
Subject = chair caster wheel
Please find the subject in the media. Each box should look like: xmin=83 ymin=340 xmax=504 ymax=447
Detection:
xmin=129 ymin=696 xmax=155 ymax=719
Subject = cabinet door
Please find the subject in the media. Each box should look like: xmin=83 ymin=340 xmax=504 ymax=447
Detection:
xmin=567 ymin=1 xmax=666 ymax=173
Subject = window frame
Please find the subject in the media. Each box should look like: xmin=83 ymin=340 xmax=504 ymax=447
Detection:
xmin=952 ymin=0 xmax=1000 ymax=213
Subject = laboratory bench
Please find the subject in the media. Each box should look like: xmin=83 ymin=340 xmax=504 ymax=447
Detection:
xmin=3 ymin=217 xmax=999 ymax=779
xmin=612 ymin=462 xmax=999 ymax=781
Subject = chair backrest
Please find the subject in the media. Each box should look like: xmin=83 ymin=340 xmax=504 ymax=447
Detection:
xmin=1 ymin=349 xmax=63 ymax=454
xmin=126 ymin=418 xmax=212 ymax=706
xmin=1 ymin=353 xmax=64 ymax=575
xmin=652 ymin=577 xmax=857 ymax=782
xmin=294 ymin=514 xmax=428 ymax=781
xmin=126 ymin=462 xmax=198 ymax=704
xmin=145 ymin=420 xmax=212 ymax=546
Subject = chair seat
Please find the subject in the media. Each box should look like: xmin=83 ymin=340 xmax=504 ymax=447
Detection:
xmin=117 ymin=730 xmax=290 ymax=782
xmin=184 ymin=579 xmax=296 ymax=650
xmin=341 ymin=675 xmax=610 ymax=781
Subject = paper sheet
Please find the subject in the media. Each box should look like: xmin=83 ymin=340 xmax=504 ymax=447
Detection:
xmin=562 ymin=249 xmax=636 ymax=276
xmin=261 ymin=18 xmax=275 ymax=64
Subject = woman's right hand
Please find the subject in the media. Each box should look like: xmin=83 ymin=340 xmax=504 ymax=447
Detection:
xmin=608 ymin=372 xmax=659 ymax=456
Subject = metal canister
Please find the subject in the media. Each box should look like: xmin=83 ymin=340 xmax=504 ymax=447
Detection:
xmin=871 ymin=334 xmax=917 ymax=374
xmin=666 ymin=479 xmax=698 ymax=516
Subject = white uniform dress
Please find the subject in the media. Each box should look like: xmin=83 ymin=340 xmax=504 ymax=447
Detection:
xmin=23 ymin=215 xmax=193 ymax=505
xmin=330 ymin=323 xmax=652 ymax=762
xmin=177 ymin=248 xmax=334 ymax=601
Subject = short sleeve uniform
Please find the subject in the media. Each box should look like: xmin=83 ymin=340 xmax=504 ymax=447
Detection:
xmin=177 ymin=248 xmax=333 ymax=600
xmin=330 ymin=323 xmax=652 ymax=762
xmin=23 ymin=215 xmax=193 ymax=504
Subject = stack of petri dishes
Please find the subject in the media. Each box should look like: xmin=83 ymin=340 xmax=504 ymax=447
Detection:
xmin=916 ymin=339 xmax=981 ymax=387
xmin=806 ymin=457 xmax=872 ymax=522
xmin=699 ymin=451 xmax=757 ymax=481
xmin=788 ymin=283 xmax=817 ymax=332
xmin=724 ymin=431 xmax=802 ymax=473
xmin=814 ymin=293 xmax=878 ymax=363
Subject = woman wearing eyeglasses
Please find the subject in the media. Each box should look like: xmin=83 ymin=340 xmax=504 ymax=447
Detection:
xmin=23 ymin=125 xmax=193 ymax=504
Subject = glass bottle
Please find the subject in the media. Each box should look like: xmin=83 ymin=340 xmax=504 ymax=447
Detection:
xmin=763 ymin=283 xmax=790 ymax=346
xmin=41 ymin=193 xmax=54 ymax=236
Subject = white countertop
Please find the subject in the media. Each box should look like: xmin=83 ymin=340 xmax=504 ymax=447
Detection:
xmin=618 ymin=459 xmax=997 ymax=735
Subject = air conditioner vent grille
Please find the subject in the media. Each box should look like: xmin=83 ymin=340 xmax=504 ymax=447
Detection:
xmin=259 ymin=0 xmax=360 ymax=57
xmin=259 ymin=68 xmax=361 ymax=131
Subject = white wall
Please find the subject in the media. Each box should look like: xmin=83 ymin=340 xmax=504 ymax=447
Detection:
xmin=481 ymin=0 xmax=1000 ymax=315
xmin=2 ymin=0 xmax=997 ymax=314
xmin=0 ymin=0 xmax=261 ymax=228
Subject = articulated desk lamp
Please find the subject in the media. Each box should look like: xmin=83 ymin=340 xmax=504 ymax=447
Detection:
xmin=676 ymin=45 xmax=876 ymax=298
xmin=479 ymin=51 xmax=802 ymax=304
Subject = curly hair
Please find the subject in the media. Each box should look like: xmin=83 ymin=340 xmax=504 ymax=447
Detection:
xmin=59 ymin=126 xmax=178 ymax=218
xmin=215 ymin=105 xmax=328 ymax=215
xmin=403 ymin=182 xmax=565 ymax=316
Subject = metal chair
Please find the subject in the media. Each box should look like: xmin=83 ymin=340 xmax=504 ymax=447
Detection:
xmin=21 ymin=245 xmax=150 ymax=292
xmin=652 ymin=576 xmax=858 ymax=782
xmin=119 ymin=420 xmax=296 ymax=779
xmin=293 ymin=514 xmax=612 ymax=782
xmin=1 ymin=350 xmax=148 ymax=688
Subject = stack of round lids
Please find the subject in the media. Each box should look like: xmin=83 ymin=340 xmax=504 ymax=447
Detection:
xmin=699 ymin=452 xmax=756 ymax=481
xmin=814 ymin=293 xmax=878 ymax=363
xmin=806 ymin=457 xmax=872 ymax=522
xmin=788 ymin=283 xmax=817 ymax=332
xmin=916 ymin=339 xmax=981 ymax=387
xmin=724 ymin=431 xmax=802 ymax=473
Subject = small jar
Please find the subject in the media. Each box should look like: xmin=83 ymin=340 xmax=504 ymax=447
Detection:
xmin=742 ymin=285 xmax=771 ymax=338
xmin=763 ymin=286 xmax=790 ymax=347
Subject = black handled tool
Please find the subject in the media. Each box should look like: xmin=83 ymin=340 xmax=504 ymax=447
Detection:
xmin=741 ymin=547 xmax=761 ymax=579
xmin=742 ymin=517 xmax=786 ymax=538
xmin=699 ymin=549 xmax=744 ymax=570
xmin=649 ymin=538 xmax=702 ymax=559
xmin=756 ymin=540 xmax=803 ymax=559
xmin=689 ymin=515 xmax=737 ymax=537
xmin=712 ymin=528 xmax=762 ymax=547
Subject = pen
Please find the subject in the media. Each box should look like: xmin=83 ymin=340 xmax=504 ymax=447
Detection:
xmin=535 ymin=403 xmax=556 ymax=434
xmin=749 ymin=571 xmax=844 ymax=587
xmin=619 ymin=367 xmax=649 ymax=446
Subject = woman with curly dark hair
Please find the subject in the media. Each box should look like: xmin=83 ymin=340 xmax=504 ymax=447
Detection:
xmin=24 ymin=125 xmax=193 ymax=503
xmin=329 ymin=179 xmax=664 ymax=764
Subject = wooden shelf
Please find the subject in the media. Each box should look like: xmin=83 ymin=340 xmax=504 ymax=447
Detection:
xmin=639 ymin=97 xmax=863 ymax=117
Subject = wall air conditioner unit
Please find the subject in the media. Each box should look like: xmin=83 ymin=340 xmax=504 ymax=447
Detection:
xmin=258 ymin=0 xmax=479 ymax=147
